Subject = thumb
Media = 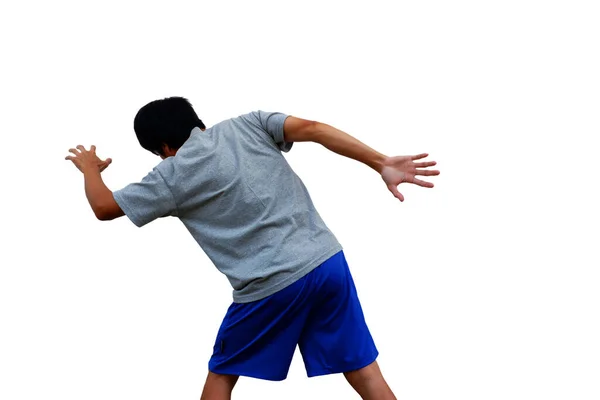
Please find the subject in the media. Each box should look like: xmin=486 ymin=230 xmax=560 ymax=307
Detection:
xmin=387 ymin=184 xmax=405 ymax=202
xmin=99 ymin=158 xmax=112 ymax=172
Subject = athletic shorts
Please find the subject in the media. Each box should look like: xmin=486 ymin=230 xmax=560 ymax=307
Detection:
xmin=208 ymin=250 xmax=379 ymax=381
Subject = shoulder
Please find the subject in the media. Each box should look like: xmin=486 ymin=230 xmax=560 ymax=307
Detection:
xmin=152 ymin=157 xmax=176 ymax=182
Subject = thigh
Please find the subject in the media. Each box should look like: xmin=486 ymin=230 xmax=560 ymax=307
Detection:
xmin=209 ymin=274 xmax=313 ymax=381
xmin=298 ymin=251 xmax=379 ymax=377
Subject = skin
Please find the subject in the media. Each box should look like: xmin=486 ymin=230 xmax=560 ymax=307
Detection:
xmin=344 ymin=361 xmax=397 ymax=400
xmin=282 ymin=118 xmax=440 ymax=202
xmin=64 ymin=142 xmax=181 ymax=220
xmin=199 ymin=361 xmax=397 ymax=400
xmin=64 ymin=124 xmax=439 ymax=220
xmin=64 ymin=116 xmax=439 ymax=399
xmin=64 ymin=145 xmax=123 ymax=220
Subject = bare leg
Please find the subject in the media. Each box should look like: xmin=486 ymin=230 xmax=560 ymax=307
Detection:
xmin=344 ymin=361 xmax=397 ymax=400
xmin=200 ymin=371 xmax=239 ymax=400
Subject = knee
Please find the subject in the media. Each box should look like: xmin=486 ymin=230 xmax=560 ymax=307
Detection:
xmin=344 ymin=360 xmax=382 ymax=383
xmin=207 ymin=371 xmax=239 ymax=385
xmin=344 ymin=361 xmax=396 ymax=399
xmin=201 ymin=372 xmax=239 ymax=400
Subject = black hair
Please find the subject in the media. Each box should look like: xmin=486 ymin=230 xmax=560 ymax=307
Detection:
xmin=134 ymin=96 xmax=206 ymax=156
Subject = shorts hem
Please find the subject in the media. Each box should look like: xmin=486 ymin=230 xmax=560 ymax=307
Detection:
xmin=209 ymin=364 xmax=288 ymax=381
xmin=306 ymin=350 xmax=379 ymax=378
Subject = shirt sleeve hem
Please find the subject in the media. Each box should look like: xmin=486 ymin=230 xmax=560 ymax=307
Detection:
xmin=113 ymin=191 xmax=144 ymax=227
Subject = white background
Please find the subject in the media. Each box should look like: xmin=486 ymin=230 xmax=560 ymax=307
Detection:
xmin=1 ymin=1 xmax=599 ymax=399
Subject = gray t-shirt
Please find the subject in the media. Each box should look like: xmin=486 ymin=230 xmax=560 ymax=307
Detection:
xmin=113 ymin=111 xmax=342 ymax=303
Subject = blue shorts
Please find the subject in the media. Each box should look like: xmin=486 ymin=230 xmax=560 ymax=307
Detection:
xmin=208 ymin=250 xmax=378 ymax=381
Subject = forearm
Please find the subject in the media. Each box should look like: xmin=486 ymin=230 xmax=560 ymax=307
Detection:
xmin=83 ymin=168 xmax=114 ymax=218
xmin=311 ymin=122 xmax=387 ymax=173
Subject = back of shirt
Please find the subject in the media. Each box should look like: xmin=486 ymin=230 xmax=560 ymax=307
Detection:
xmin=113 ymin=111 xmax=342 ymax=303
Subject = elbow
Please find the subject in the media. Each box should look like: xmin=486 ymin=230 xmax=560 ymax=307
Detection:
xmin=94 ymin=204 xmax=120 ymax=221
xmin=93 ymin=195 xmax=124 ymax=221
xmin=308 ymin=121 xmax=326 ymax=142
xmin=94 ymin=208 xmax=112 ymax=221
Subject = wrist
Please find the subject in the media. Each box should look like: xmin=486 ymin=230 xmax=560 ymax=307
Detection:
xmin=372 ymin=153 xmax=387 ymax=174
xmin=82 ymin=164 xmax=101 ymax=175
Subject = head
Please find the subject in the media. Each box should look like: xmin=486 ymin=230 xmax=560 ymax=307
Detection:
xmin=134 ymin=96 xmax=206 ymax=159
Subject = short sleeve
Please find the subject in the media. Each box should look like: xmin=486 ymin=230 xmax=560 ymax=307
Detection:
xmin=254 ymin=110 xmax=293 ymax=152
xmin=113 ymin=168 xmax=178 ymax=227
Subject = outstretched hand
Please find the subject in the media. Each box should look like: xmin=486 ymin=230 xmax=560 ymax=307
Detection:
xmin=65 ymin=145 xmax=112 ymax=173
xmin=381 ymin=153 xmax=440 ymax=202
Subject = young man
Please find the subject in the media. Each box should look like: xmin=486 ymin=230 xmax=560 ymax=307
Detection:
xmin=65 ymin=97 xmax=439 ymax=400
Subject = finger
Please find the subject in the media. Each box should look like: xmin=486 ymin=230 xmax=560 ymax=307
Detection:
xmin=65 ymin=155 xmax=80 ymax=164
xmin=412 ymin=178 xmax=434 ymax=188
xmin=69 ymin=148 xmax=80 ymax=155
xmin=76 ymin=145 xmax=86 ymax=152
xmin=415 ymin=169 xmax=440 ymax=176
xmin=411 ymin=153 xmax=429 ymax=160
xmin=414 ymin=161 xmax=436 ymax=168
xmin=65 ymin=156 xmax=82 ymax=171
xmin=387 ymin=184 xmax=405 ymax=202
xmin=90 ymin=145 xmax=96 ymax=153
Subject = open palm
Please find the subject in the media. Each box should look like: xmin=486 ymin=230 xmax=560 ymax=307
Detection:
xmin=381 ymin=153 xmax=440 ymax=201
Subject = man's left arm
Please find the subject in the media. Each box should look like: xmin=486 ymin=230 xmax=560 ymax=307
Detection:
xmin=66 ymin=145 xmax=124 ymax=221
xmin=83 ymin=168 xmax=124 ymax=220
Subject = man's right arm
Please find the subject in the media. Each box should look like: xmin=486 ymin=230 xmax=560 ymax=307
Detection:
xmin=283 ymin=116 xmax=387 ymax=174
xmin=283 ymin=116 xmax=440 ymax=202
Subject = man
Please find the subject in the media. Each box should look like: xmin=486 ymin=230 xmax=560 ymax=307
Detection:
xmin=65 ymin=97 xmax=439 ymax=400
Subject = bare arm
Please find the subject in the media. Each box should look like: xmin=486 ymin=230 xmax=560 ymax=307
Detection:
xmin=283 ymin=116 xmax=440 ymax=202
xmin=83 ymin=168 xmax=124 ymax=220
xmin=66 ymin=145 xmax=124 ymax=220
xmin=283 ymin=117 xmax=387 ymax=173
